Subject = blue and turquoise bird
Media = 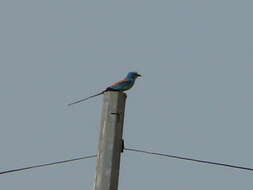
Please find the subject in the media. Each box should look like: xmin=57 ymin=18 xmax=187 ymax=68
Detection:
xmin=68 ymin=72 xmax=141 ymax=106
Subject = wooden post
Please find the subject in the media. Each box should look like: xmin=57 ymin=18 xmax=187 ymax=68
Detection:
xmin=94 ymin=91 xmax=126 ymax=190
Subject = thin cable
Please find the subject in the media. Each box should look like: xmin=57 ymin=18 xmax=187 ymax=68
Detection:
xmin=0 ymin=154 xmax=97 ymax=175
xmin=125 ymin=147 xmax=253 ymax=172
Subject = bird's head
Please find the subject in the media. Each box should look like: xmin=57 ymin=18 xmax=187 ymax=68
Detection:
xmin=126 ymin=72 xmax=142 ymax=80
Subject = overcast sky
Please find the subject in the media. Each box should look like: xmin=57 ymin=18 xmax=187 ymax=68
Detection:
xmin=0 ymin=0 xmax=253 ymax=189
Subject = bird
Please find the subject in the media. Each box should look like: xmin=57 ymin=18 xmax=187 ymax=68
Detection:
xmin=68 ymin=72 xmax=141 ymax=106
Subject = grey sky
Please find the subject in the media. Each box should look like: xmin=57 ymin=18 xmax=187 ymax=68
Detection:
xmin=0 ymin=0 xmax=252 ymax=189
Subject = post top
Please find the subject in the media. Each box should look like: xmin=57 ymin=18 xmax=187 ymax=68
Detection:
xmin=104 ymin=91 xmax=127 ymax=98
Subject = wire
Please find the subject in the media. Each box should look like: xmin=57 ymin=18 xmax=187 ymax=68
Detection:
xmin=125 ymin=147 xmax=253 ymax=172
xmin=0 ymin=154 xmax=97 ymax=175
xmin=2 ymin=147 xmax=253 ymax=175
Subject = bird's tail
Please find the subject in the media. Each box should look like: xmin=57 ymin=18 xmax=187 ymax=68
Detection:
xmin=68 ymin=90 xmax=105 ymax=106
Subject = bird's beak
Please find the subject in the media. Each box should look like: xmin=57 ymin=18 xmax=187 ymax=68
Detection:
xmin=137 ymin=73 xmax=142 ymax=77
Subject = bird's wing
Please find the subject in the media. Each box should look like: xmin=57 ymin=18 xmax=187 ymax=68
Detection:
xmin=108 ymin=79 xmax=131 ymax=91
